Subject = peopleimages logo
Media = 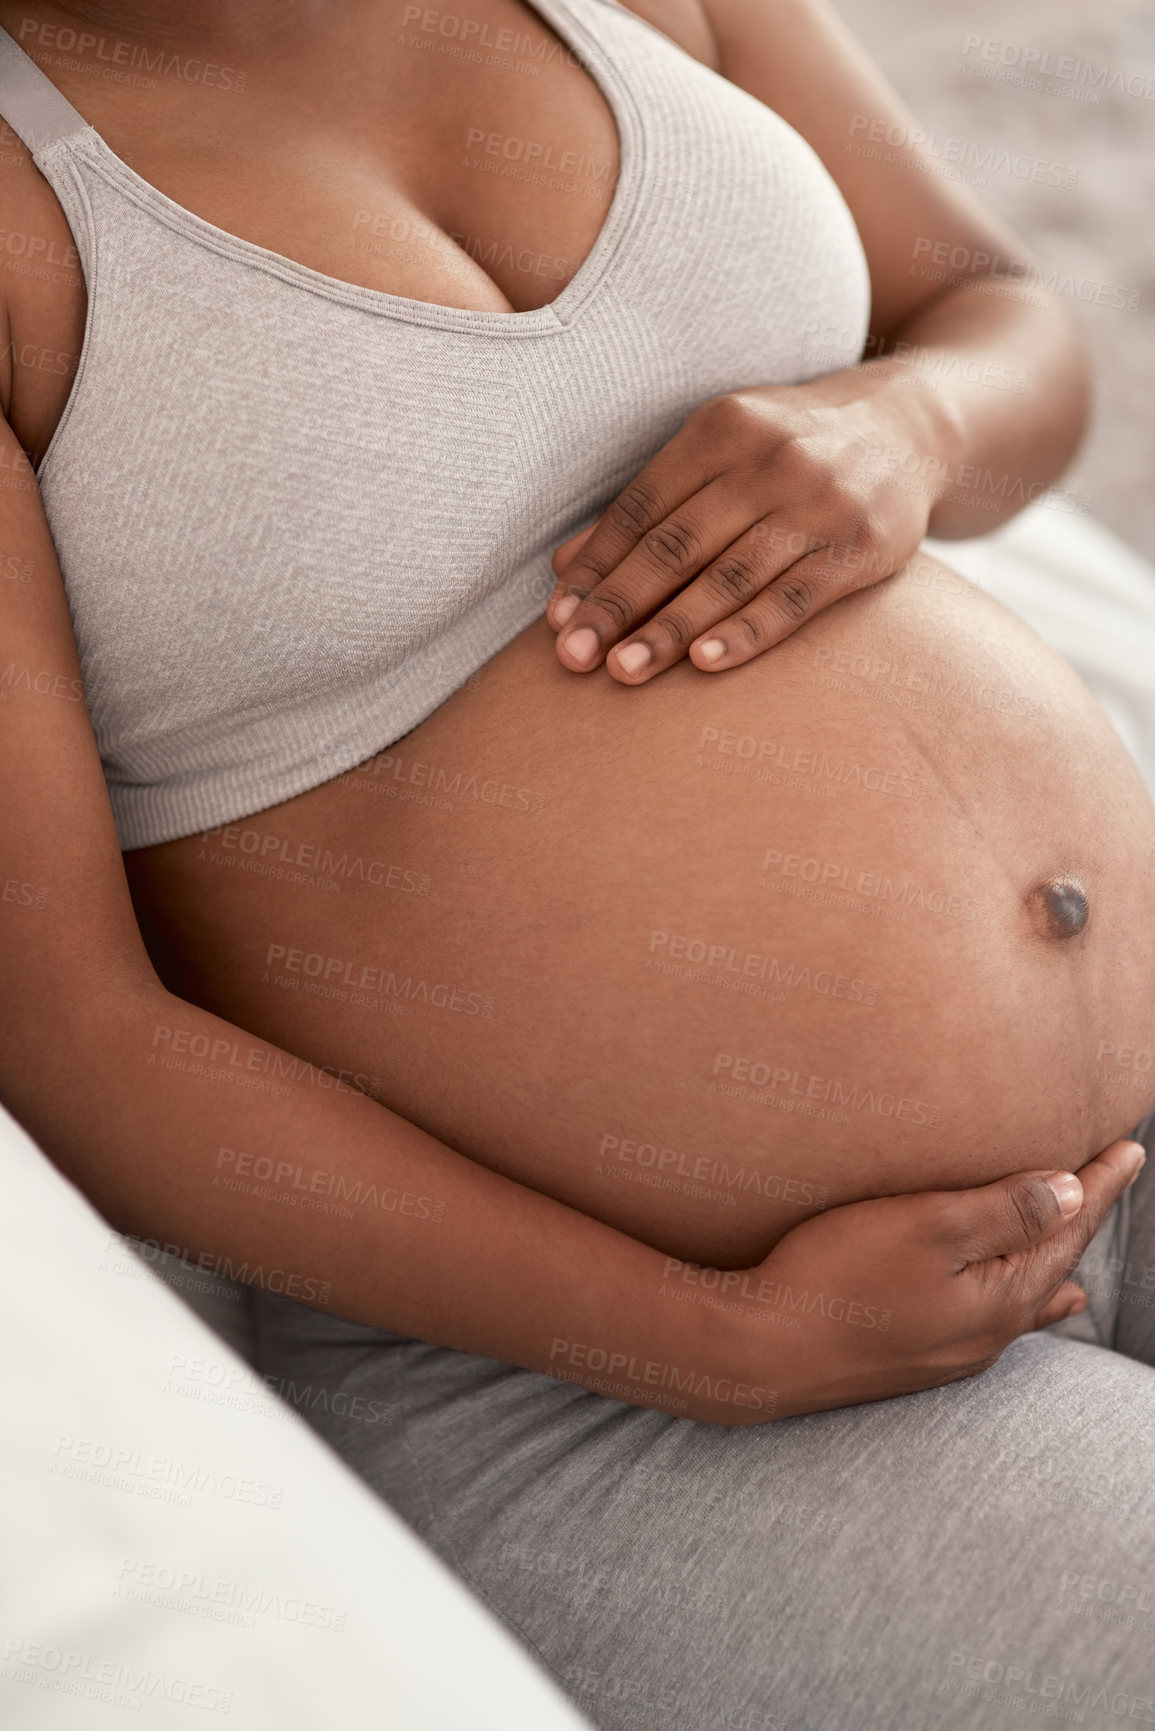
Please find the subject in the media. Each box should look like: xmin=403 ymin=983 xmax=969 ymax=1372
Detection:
xmin=660 ymin=1258 xmax=893 ymax=1332
xmin=49 ymin=1435 xmax=284 ymax=1509
xmin=961 ymin=32 xmax=1155 ymax=101
xmin=401 ymin=5 xmax=582 ymax=67
xmin=696 ymin=724 xmax=929 ymax=802
xmin=546 ymin=1339 xmax=777 ymax=1414
xmin=213 ymin=1145 xmax=446 ymax=1222
xmin=598 ymin=1132 xmax=830 ymax=1208
xmin=711 ymin=1053 xmax=942 ymax=1128
xmin=942 ymin=1650 xmax=1155 ymax=1720
xmin=847 ymin=114 xmax=1079 ymax=188
xmin=262 ymin=943 xmax=494 ymax=1017
xmin=760 ymin=846 xmax=987 ymax=923
xmin=910 ymin=236 xmax=1142 ymax=314
xmin=16 ymin=17 xmax=247 ymax=90
xmin=0 ymin=1639 xmax=233 ymax=1713
xmin=647 ymin=929 xmax=882 ymax=1006
xmin=114 ymin=1557 xmax=347 ymax=1632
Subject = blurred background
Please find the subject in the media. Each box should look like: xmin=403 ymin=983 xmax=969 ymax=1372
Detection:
xmin=831 ymin=0 xmax=1155 ymax=561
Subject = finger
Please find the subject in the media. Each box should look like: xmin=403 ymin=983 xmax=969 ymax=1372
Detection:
xmin=552 ymin=480 xmax=755 ymax=673
xmin=937 ymin=1168 xmax=1086 ymax=1266
xmin=944 ymin=1141 xmax=1145 ymax=1267
xmin=545 ymin=460 xmax=698 ymax=633
xmin=600 ymin=520 xmax=822 ymax=685
xmin=1009 ymin=1139 xmax=1147 ymax=1297
xmin=550 ymin=524 xmax=596 ymax=586
xmin=687 ymin=542 xmax=890 ymax=669
xmin=1029 ymin=1281 xmax=1088 ymax=1332
xmin=547 ymin=401 xmax=741 ymax=629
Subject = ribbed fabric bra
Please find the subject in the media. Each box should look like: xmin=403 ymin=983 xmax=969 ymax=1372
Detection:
xmin=0 ymin=2 xmax=870 ymax=850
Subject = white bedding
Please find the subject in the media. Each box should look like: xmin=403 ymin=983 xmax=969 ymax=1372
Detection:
xmin=0 ymin=1102 xmax=591 ymax=1730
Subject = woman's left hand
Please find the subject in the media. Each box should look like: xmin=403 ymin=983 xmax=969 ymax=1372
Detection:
xmin=546 ymin=370 xmax=955 ymax=683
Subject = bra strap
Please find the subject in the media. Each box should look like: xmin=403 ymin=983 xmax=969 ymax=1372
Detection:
xmin=0 ymin=25 xmax=91 ymax=154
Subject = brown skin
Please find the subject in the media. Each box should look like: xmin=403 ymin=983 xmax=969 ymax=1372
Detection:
xmin=546 ymin=0 xmax=1092 ymax=683
xmin=0 ymin=0 xmax=1145 ymax=1425
xmin=123 ymin=570 xmax=1155 ymax=1265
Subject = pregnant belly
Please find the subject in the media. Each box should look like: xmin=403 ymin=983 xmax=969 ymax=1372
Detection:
xmin=125 ymin=555 xmax=1155 ymax=1266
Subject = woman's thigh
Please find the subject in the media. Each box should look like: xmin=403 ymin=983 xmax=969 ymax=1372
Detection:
xmin=254 ymin=1278 xmax=1155 ymax=1731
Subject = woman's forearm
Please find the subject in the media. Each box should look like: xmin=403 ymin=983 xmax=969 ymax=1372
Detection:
xmin=860 ymin=275 xmax=1093 ymax=538
xmin=12 ymin=979 xmax=1117 ymax=1425
xmin=4 ymin=983 xmax=777 ymax=1425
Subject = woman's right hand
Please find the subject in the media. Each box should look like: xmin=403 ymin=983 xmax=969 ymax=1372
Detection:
xmin=720 ymin=1137 xmax=1145 ymax=1419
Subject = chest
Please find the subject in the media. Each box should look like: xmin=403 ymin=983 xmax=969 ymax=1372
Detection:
xmin=7 ymin=0 xmax=873 ymax=688
xmin=3 ymin=0 xmax=685 ymax=462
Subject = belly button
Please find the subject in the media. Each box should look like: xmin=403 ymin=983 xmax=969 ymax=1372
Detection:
xmin=1026 ymin=877 xmax=1089 ymax=939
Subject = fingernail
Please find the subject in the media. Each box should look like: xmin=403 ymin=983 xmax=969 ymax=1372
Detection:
xmin=1043 ymin=1171 xmax=1083 ymax=1215
xmin=613 ymin=642 xmax=650 ymax=676
xmin=553 ymin=594 xmax=579 ymax=626
xmin=562 ymin=627 xmax=600 ymax=668
xmin=696 ymin=638 xmax=727 ymax=666
xmin=1126 ymin=1142 xmax=1147 ymax=1185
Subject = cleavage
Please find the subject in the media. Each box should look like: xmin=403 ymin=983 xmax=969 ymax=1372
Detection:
xmin=14 ymin=0 xmax=624 ymax=314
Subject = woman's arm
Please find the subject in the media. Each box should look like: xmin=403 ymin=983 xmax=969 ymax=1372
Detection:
xmin=547 ymin=0 xmax=1093 ymax=679
xmin=699 ymin=0 xmax=1092 ymax=535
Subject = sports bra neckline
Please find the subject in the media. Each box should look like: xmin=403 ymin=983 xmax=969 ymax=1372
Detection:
xmin=0 ymin=0 xmax=646 ymax=335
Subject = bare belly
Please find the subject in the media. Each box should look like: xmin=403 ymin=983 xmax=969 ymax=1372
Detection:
xmin=124 ymin=556 xmax=1155 ymax=1266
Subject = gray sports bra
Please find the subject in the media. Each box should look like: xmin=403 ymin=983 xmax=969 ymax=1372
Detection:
xmin=0 ymin=1 xmax=870 ymax=850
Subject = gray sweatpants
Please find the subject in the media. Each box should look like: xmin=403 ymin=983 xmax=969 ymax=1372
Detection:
xmin=254 ymin=1112 xmax=1155 ymax=1731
